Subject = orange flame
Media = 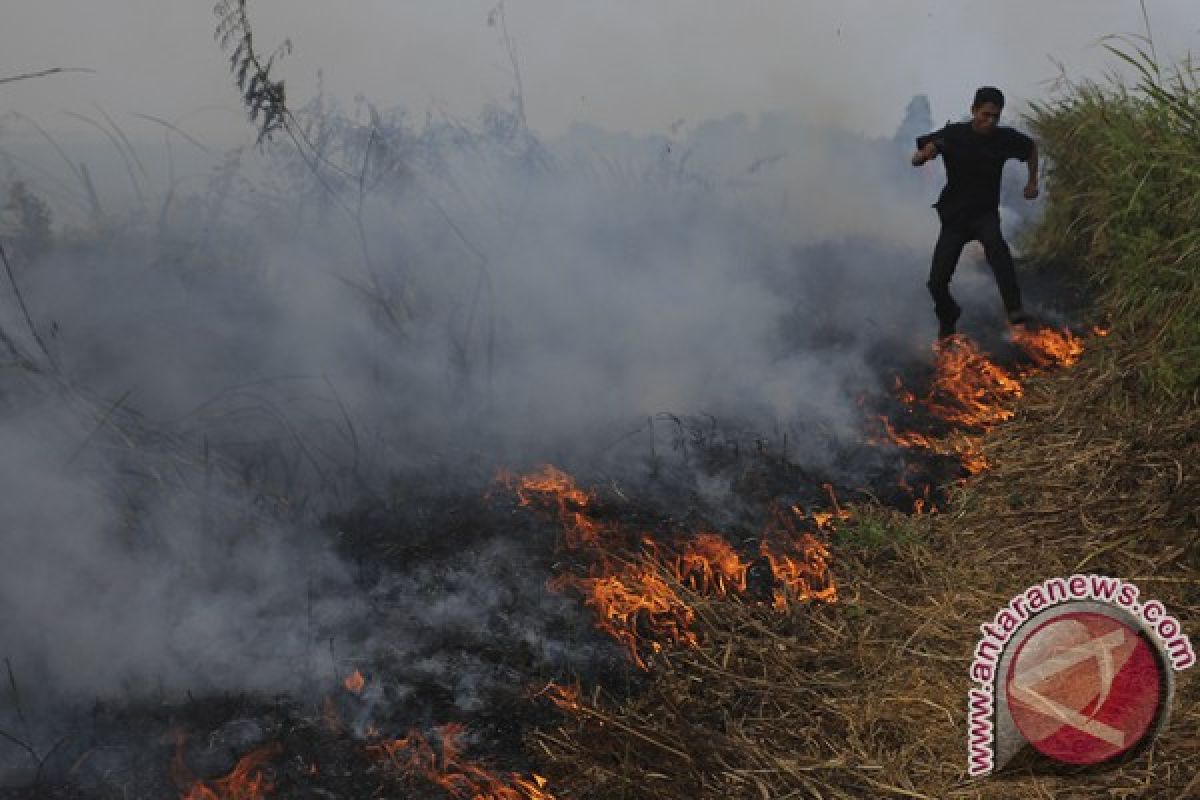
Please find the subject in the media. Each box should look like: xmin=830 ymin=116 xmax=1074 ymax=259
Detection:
xmin=874 ymin=415 xmax=990 ymax=475
xmin=1010 ymin=326 xmax=1085 ymax=369
xmin=925 ymin=335 xmax=1023 ymax=427
xmin=343 ymin=669 xmax=365 ymax=695
xmin=669 ymin=532 xmax=750 ymax=596
xmin=808 ymin=484 xmax=853 ymax=529
xmin=506 ymin=466 xmax=836 ymax=670
xmin=763 ymin=506 xmax=839 ymax=607
xmin=550 ymin=564 xmax=695 ymax=671
xmin=367 ymin=723 xmax=555 ymax=800
xmin=172 ymin=734 xmax=281 ymax=800
xmin=540 ymin=682 xmax=582 ymax=714
xmin=761 ymin=534 xmax=838 ymax=609
xmin=874 ymin=334 xmax=1041 ymax=475
xmin=876 ymin=328 xmax=1086 ymax=477
xmin=498 ymin=465 xmax=613 ymax=548
xmin=911 ymin=495 xmax=943 ymax=515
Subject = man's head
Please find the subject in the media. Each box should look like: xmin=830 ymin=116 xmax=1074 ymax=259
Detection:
xmin=971 ymin=86 xmax=1005 ymax=134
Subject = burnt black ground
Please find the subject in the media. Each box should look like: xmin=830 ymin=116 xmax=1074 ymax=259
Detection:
xmin=0 ymin=260 xmax=1095 ymax=799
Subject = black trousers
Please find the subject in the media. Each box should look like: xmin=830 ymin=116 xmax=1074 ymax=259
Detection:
xmin=927 ymin=211 xmax=1022 ymax=326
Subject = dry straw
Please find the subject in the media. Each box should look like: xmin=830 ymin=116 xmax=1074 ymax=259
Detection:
xmin=530 ymin=337 xmax=1199 ymax=798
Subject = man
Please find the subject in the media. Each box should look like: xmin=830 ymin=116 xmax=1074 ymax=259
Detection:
xmin=912 ymin=86 xmax=1039 ymax=338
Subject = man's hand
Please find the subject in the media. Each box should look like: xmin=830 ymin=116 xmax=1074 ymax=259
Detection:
xmin=1023 ymin=181 xmax=1040 ymax=200
xmin=911 ymin=142 xmax=938 ymax=167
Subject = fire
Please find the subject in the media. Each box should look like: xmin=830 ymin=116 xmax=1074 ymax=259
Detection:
xmin=550 ymin=562 xmax=697 ymax=670
xmin=368 ymin=723 xmax=556 ymax=800
xmin=343 ymin=668 xmax=365 ymax=695
xmin=867 ymin=323 xmax=1092 ymax=511
xmin=668 ymin=532 xmax=750 ymax=596
xmin=505 ymin=466 xmax=837 ymax=670
xmin=497 ymin=464 xmax=613 ymax=548
xmin=809 ymin=511 xmax=840 ymax=529
xmin=875 ymin=328 xmax=1085 ymax=476
xmin=809 ymin=483 xmax=853 ymax=529
xmin=540 ymin=682 xmax=582 ymax=714
xmin=875 ymin=415 xmax=990 ymax=475
xmin=321 ymin=678 xmax=553 ymax=799
xmin=1009 ymin=325 xmax=1085 ymax=369
xmin=760 ymin=533 xmax=838 ymax=610
xmin=172 ymin=734 xmax=281 ymax=800
xmin=549 ymin=530 xmax=837 ymax=668
xmin=762 ymin=506 xmax=839 ymax=608
xmin=316 ymin=658 xmax=554 ymax=798
xmin=925 ymin=335 xmax=1023 ymax=428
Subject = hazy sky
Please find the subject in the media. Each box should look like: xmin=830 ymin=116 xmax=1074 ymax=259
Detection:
xmin=2 ymin=1 xmax=1197 ymax=146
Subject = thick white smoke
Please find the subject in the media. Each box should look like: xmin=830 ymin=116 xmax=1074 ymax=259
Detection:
xmin=0 ymin=91 xmax=1044 ymax=783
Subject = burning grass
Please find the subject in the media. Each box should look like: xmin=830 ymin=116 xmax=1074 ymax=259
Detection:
xmin=501 ymin=465 xmax=837 ymax=671
xmin=172 ymin=736 xmax=281 ymax=800
xmin=530 ymin=334 xmax=1200 ymax=798
xmin=496 ymin=324 xmax=1149 ymax=798
xmin=93 ymin=322 xmax=1117 ymax=800
xmin=164 ymin=689 xmax=559 ymax=800
xmin=366 ymin=724 xmax=555 ymax=800
xmin=874 ymin=325 xmax=1087 ymax=481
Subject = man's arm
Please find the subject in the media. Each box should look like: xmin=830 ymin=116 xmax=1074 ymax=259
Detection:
xmin=1023 ymin=140 xmax=1039 ymax=199
xmin=912 ymin=140 xmax=939 ymax=167
xmin=912 ymin=127 xmax=944 ymax=167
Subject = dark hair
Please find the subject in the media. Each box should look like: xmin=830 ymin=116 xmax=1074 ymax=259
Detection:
xmin=973 ymin=86 xmax=1005 ymax=109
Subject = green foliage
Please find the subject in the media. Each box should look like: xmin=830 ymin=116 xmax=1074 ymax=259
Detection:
xmin=833 ymin=510 xmax=923 ymax=553
xmin=1025 ymin=37 xmax=1200 ymax=402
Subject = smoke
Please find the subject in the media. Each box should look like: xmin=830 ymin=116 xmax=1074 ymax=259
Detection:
xmin=0 ymin=89 xmax=1044 ymax=780
xmin=0 ymin=382 xmax=359 ymax=693
xmin=10 ymin=103 xmax=971 ymax=467
xmin=7 ymin=2 xmax=1197 ymax=146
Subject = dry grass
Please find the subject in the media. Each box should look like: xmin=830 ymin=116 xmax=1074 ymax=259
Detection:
xmin=530 ymin=336 xmax=1200 ymax=799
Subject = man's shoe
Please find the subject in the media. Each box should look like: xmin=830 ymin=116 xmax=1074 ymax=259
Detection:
xmin=938 ymin=305 xmax=962 ymax=339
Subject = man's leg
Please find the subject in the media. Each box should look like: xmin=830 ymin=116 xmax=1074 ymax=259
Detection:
xmin=975 ymin=213 xmax=1024 ymax=317
xmin=928 ymin=223 xmax=969 ymax=335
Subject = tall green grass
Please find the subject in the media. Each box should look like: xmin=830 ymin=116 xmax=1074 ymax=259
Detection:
xmin=1025 ymin=37 xmax=1199 ymax=402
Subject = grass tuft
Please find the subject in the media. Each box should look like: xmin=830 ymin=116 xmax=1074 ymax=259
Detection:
xmin=1025 ymin=38 xmax=1200 ymax=402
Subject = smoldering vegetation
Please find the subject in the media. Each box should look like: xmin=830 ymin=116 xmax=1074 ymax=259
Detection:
xmin=0 ymin=92 xmax=1051 ymax=789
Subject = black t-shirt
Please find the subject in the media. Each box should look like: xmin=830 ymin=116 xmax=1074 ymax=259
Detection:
xmin=916 ymin=122 xmax=1034 ymax=223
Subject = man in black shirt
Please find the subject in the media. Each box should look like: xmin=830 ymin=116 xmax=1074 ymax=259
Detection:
xmin=912 ymin=86 xmax=1040 ymax=338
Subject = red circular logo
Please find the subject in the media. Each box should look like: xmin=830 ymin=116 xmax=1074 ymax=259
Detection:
xmin=1005 ymin=611 xmax=1163 ymax=765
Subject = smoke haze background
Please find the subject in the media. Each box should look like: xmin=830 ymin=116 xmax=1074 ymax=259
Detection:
xmin=2 ymin=1 xmax=1197 ymax=144
xmin=0 ymin=1 xmax=1197 ymax=783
